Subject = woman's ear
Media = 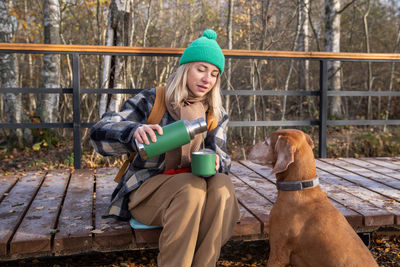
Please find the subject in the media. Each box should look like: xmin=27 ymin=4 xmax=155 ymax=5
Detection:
xmin=271 ymin=135 xmax=295 ymax=174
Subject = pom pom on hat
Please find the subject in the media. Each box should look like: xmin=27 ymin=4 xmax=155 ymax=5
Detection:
xmin=179 ymin=29 xmax=225 ymax=74
xmin=202 ymin=29 xmax=217 ymax=40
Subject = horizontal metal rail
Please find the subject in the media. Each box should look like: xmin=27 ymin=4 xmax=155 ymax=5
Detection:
xmin=1 ymin=44 xmax=399 ymax=168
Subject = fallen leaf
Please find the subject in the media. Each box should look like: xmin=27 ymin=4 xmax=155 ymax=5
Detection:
xmin=91 ymin=229 xmax=104 ymax=234
xmin=35 ymin=206 xmax=44 ymax=210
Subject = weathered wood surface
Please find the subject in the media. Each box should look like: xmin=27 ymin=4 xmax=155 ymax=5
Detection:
xmin=0 ymin=157 xmax=399 ymax=260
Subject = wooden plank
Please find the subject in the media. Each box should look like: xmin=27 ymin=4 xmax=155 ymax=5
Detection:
xmin=233 ymin=161 xmax=277 ymax=203
xmin=241 ymin=160 xmax=363 ymax=227
xmin=342 ymin=158 xmax=400 ymax=181
xmin=9 ymin=170 xmax=70 ymax=256
xmin=316 ymin=173 xmax=394 ymax=226
xmin=372 ymin=157 xmax=400 ymax=167
xmin=93 ymin=168 xmax=134 ymax=251
xmin=232 ymin=204 xmax=262 ymax=237
xmin=53 ymin=169 xmax=94 ymax=255
xmin=230 ymin=174 xmax=270 ymax=234
xmin=323 ymin=158 xmax=400 ymax=190
xmin=317 ymin=159 xmax=400 ymax=202
xmin=317 ymin=168 xmax=400 ymax=225
xmin=362 ymin=158 xmax=400 ymax=172
xmin=0 ymin=171 xmax=45 ymax=256
xmin=0 ymin=174 xmax=19 ymax=203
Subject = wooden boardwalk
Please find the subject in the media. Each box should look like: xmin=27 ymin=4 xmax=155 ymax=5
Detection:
xmin=1 ymin=157 xmax=399 ymax=261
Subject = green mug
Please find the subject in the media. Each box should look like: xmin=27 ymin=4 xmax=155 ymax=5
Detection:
xmin=191 ymin=149 xmax=217 ymax=177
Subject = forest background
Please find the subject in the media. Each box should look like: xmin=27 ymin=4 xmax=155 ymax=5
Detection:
xmin=0 ymin=0 xmax=400 ymax=171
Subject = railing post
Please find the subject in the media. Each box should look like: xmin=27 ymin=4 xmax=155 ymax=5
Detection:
xmin=319 ymin=60 xmax=328 ymax=158
xmin=72 ymin=54 xmax=82 ymax=169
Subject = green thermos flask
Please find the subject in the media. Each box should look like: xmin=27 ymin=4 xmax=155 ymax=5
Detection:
xmin=135 ymin=118 xmax=207 ymax=160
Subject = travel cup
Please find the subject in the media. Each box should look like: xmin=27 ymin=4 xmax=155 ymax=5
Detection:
xmin=191 ymin=149 xmax=217 ymax=177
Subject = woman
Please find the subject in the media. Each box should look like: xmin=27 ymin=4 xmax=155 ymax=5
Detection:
xmin=90 ymin=29 xmax=240 ymax=267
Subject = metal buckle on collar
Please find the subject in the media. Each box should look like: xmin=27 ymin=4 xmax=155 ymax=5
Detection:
xmin=276 ymin=177 xmax=319 ymax=191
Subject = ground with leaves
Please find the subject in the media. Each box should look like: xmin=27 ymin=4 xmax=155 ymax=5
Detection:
xmin=1 ymin=236 xmax=399 ymax=266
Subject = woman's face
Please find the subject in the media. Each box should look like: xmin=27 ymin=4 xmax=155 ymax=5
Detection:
xmin=186 ymin=62 xmax=219 ymax=98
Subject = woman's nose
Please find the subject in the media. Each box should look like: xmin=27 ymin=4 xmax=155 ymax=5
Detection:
xmin=201 ymin=73 xmax=211 ymax=83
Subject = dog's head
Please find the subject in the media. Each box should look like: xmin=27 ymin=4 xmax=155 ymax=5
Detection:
xmin=248 ymin=129 xmax=315 ymax=175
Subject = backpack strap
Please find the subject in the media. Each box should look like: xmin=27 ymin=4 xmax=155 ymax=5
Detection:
xmin=114 ymin=86 xmax=166 ymax=183
xmin=207 ymin=112 xmax=218 ymax=133
xmin=147 ymin=86 xmax=166 ymax=125
xmin=114 ymin=86 xmax=219 ymax=183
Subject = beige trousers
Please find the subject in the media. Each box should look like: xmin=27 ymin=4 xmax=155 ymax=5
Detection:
xmin=128 ymin=172 xmax=240 ymax=267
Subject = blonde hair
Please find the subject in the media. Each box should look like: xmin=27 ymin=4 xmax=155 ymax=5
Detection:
xmin=165 ymin=63 xmax=223 ymax=121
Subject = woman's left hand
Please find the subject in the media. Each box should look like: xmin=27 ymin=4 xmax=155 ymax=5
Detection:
xmin=215 ymin=154 xmax=220 ymax=171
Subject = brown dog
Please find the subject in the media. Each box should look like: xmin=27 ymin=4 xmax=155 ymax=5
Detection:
xmin=248 ymin=129 xmax=378 ymax=267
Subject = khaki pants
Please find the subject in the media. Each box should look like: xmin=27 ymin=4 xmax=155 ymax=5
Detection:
xmin=128 ymin=172 xmax=240 ymax=267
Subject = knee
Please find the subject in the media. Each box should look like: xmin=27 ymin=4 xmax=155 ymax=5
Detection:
xmin=173 ymin=173 xmax=207 ymax=203
xmin=207 ymin=173 xmax=236 ymax=202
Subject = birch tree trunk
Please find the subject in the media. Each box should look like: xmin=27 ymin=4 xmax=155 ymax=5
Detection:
xmin=136 ymin=0 xmax=152 ymax=89
xmin=282 ymin=3 xmax=301 ymax=122
xmin=325 ymin=0 xmax=342 ymax=118
xmin=99 ymin=0 xmax=134 ymax=116
xmin=225 ymin=0 xmax=234 ymax=116
xmin=298 ymin=0 xmax=310 ymax=118
xmin=40 ymin=0 xmax=61 ymax=123
xmin=384 ymin=24 xmax=400 ymax=132
xmin=0 ymin=1 xmax=24 ymax=147
xmin=359 ymin=1 xmax=373 ymax=120
xmin=298 ymin=0 xmax=310 ymax=91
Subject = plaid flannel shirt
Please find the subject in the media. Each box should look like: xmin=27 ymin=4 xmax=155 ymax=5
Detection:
xmin=90 ymin=87 xmax=231 ymax=221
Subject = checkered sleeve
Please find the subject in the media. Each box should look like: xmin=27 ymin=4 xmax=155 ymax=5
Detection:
xmin=204 ymin=109 xmax=231 ymax=174
xmin=89 ymin=88 xmax=156 ymax=156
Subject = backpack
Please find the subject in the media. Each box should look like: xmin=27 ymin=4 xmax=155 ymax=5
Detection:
xmin=114 ymin=86 xmax=218 ymax=182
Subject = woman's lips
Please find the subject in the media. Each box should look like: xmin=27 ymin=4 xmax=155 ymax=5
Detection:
xmin=197 ymin=85 xmax=208 ymax=91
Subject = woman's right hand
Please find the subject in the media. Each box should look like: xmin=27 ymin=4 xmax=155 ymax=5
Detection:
xmin=134 ymin=124 xmax=163 ymax=145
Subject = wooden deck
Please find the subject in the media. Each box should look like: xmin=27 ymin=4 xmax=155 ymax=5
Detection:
xmin=1 ymin=157 xmax=399 ymax=261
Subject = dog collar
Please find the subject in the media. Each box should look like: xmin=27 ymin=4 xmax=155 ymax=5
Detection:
xmin=277 ymin=177 xmax=319 ymax=191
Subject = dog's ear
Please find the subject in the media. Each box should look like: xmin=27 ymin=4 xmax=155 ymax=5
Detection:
xmin=305 ymin=133 xmax=314 ymax=149
xmin=272 ymin=135 xmax=295 ymax=174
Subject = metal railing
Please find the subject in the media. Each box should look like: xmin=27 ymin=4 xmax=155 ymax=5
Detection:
xmin=1 ymin=43 xmax=400 ymax=169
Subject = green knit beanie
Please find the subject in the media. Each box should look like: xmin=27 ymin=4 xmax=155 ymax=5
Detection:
xmin=179 ymin=29 xmax=225 ymax=74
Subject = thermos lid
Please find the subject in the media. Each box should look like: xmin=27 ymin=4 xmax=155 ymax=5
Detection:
xmin=185 ymin=118 xmax=207 ymax=139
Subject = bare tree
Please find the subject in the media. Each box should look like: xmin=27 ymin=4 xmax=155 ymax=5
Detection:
xmin=225 ymin=0 xmax=234 ymax=116
xmin=99 ymin=0 xmax=134 ymax=116
xmin=135 ymin=0 xmax=153 ymax=89
xmin=282 ymin=3 xmax=302 ymax=122
xmin=384 ymin=23 xmax=400 ymax=132
xmin=298 ymin=0 xmax=310 ymax=92
xmin=40 ymin=0 xmax=61 ymax=123
xmin=325 ymin=0 xmax=342 ymax=118
xmin=0 ymin=0 xmax=24 ymax=147
xmin=358 ymin=0 xmax=373 ymax=119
